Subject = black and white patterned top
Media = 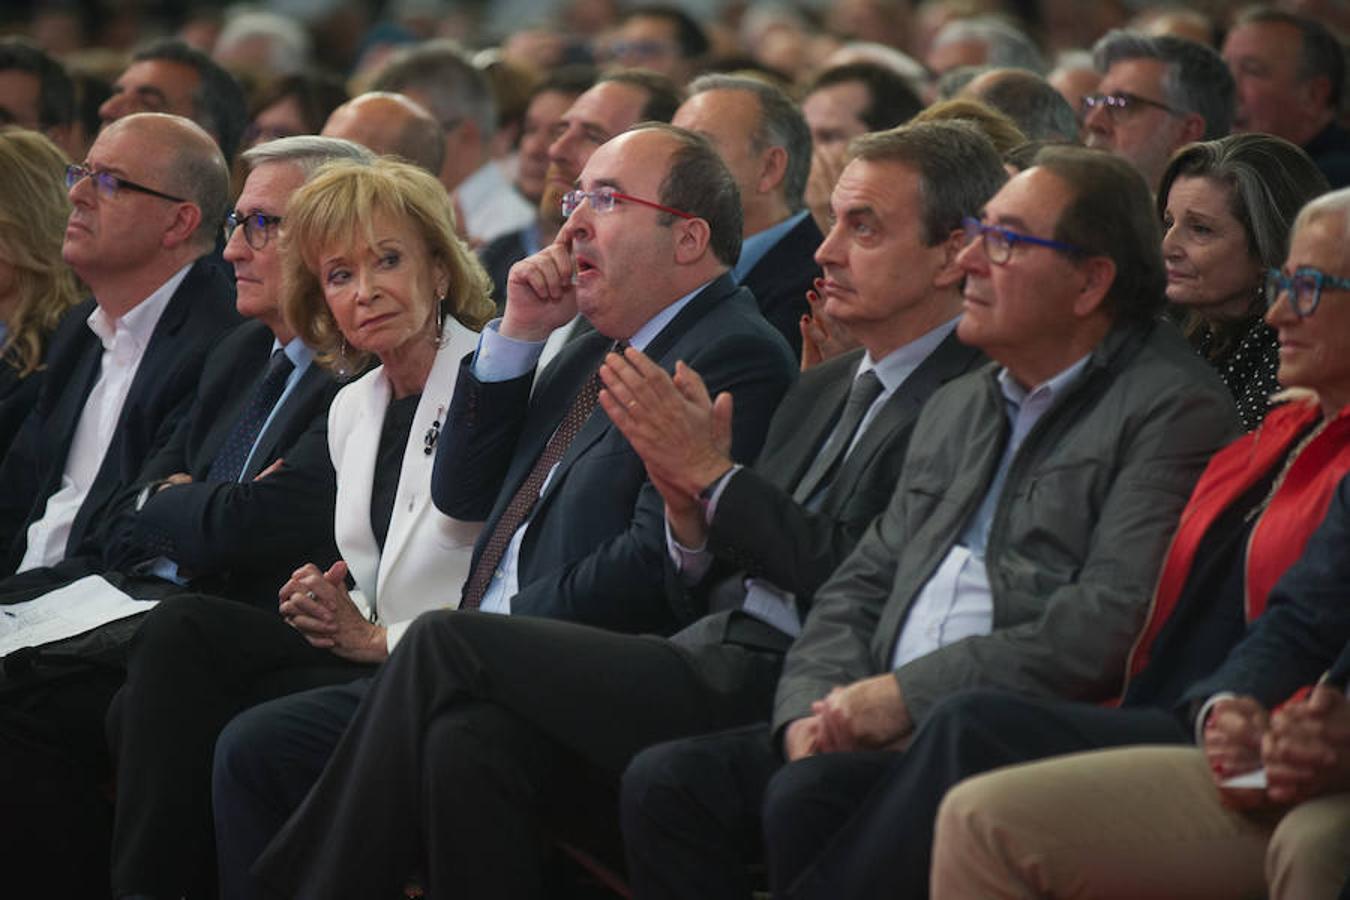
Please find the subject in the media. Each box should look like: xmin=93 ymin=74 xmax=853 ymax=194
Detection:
xmin=1190 ymin=316 xmax=1281 ymax=432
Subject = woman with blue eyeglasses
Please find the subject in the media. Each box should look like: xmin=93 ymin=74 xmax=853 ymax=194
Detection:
xmin=930 ymin=185 xmax=1350 ymax=900
xmin=1159 ymin=134 xmax=1327 ymax=430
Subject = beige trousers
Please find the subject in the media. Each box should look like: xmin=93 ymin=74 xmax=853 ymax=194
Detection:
xmin=930 ymin=745 xmax=1350 ymax=900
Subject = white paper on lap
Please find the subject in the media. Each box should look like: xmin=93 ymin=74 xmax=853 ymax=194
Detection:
xmin=0 ymin=575 xmax=157 ymax=656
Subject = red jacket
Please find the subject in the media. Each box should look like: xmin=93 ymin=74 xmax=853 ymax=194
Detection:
xmin=1117 ymin=398 xmax=1350 ymax=699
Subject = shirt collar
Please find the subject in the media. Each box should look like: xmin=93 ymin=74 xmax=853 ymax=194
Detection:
xmin=275 ymin=336 xmax=316 ymax=373
xmin=87 ymin=262 xmax=192 ymax=351
xmin=860 ymin=315 xmax=961 ymax=395
xmin=732 ymin=209 xmax=810 ymax=284
xmin=997 ymin=353 xmax=1092 ymax=412
xmin=626 ymin=279 xmax=710 ymax=352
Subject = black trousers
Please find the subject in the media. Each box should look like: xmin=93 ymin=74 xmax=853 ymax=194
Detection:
xmin=0 ymin=655 xmax=123 ymax=899
xmin=620 ymin=689 xmax=1189 ymax=900
xmin=251 ymin=609 xmax=783 ymax=900
xmin=108 ymin=594 xmax=371 ymax=898
xmin=0 ymin=573 xmax=184 ymax=899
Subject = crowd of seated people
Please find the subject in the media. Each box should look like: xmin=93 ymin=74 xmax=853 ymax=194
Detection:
xmin=1 ymin=3 xmax=1350 ymax=898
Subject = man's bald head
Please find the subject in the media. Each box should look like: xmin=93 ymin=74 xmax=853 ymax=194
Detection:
xmin=107 ymin=111 xmax=230 ymax=251
xmin=321 ymin=91 xmax=445 ymax=177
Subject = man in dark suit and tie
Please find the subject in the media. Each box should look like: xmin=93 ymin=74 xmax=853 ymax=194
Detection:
xmin=0 ymin=133 xmax=362 ymax=898
xmin=239 ymin=119 xmax=1000 ymax=900
xmin=674 ymin=74 xmax=822 ymax=358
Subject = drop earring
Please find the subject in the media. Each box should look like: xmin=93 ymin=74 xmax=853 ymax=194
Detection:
xmin=335 ymin=337 xmax=354 ymax=378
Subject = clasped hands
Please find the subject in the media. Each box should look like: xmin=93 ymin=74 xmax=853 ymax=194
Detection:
xmin=596 ymin=347 xmax=735 ymax=547
xmin=1206 ymin=686 xmax=1350 ymax=810
xmin=784 ymin=674 xmax=912 ymax=762
xmin=279 ymin=560 xmax=388 ymax=664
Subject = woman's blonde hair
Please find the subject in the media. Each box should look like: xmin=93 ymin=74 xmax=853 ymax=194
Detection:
xmin=0 ymin=127 xmax=81 ymax=376
xmin=281 ymin=156 xmax=494 ymax=372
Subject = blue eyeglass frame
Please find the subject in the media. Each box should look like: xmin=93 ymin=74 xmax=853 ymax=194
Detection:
xmin=961 ymin=216 xmax=1089 ymax=265
xmin=1264 ymin=266 xmax=1350 ymax=319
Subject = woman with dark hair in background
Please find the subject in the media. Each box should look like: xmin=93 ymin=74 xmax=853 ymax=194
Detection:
xmin=1159 ymin=133 xmax=1328 ymax=429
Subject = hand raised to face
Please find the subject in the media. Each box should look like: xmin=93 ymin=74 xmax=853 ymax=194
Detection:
xmin=501 ymin=238 xmax=578 ymax=342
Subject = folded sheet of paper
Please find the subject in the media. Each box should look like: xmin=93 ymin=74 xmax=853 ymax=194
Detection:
xmin=0 ymin=575 xmax=157 ymax=657
xmin=1221 ymin=768 xmax=1268 ymax=789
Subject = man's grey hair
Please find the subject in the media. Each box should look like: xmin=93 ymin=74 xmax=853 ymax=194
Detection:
xmin=241 ymin=135 xmax=374 ymax=178
xmin=849 ymin=120 xmax=1009 ymax=246
xmin=932 ymin=16 xmax=1047 ymax=74
xmin=1092 ymin=30 xmax=1234 ymax=139
xmin=685 ymin=73 xmax=812 ymax=212
xmin=967 ymin=69 xmax=1080 ymax=142
xmin=371 ymin=39 xmax=496 ymax=144
xmin=214 ymin=11 xmax=312 ymax=77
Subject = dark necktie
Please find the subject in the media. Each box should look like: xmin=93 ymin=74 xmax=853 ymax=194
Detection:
xmin=207 ymin=349 xmax=295 ymax=483
xmin=792 ymin=369 xmax=884 ymax=505
xmin=461 ymin=342 xmax=621 ymax=609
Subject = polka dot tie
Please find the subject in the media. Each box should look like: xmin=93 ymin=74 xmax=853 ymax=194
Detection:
xmin=206 ymin=349 xmax=294 ymax=483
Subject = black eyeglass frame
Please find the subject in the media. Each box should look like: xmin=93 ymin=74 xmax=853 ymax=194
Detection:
xmin=226 ymin=210 xmax=284 ymax=251
xmin=65 ymin=163 xmax=188 ymax=204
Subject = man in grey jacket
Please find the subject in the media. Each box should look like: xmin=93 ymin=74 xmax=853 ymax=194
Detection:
xmin=620 ymin=145 xmax=1242 ymax=900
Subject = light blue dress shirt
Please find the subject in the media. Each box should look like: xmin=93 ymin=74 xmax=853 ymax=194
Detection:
xmin=890 ymin=354 xmax=1092 ymax=669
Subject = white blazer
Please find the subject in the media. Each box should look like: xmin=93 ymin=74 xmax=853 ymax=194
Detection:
xmin=327 ymin=317 xmax=483 ymax=651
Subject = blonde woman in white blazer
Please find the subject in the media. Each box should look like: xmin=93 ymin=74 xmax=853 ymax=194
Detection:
xmin=109 ymin=155 xmax=498 ymax=899
xmin=324 ymin=313 xmax=483 ymax=654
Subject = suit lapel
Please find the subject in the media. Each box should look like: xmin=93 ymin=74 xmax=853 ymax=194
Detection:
xmin=775 ymin=363 xmax=853 ymax=492
xmin=334 ymin=368 xmax=386 ymax=605
xmin=241 ymin=364 xmax=332 ymax=481
xmin=823 ymin=333 xmax=985 ymax=508
xmin=114 ymin=263 xmax=199 ymax=434
xmin=376 ymin=320 xmax=478 ymax=594
xmin=45 ymin=329 xmax=103 ymax=464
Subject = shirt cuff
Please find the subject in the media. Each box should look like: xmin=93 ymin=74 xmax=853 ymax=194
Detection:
xmin=385 ymin=619 xmax=411 ymax=653
xmin=473 ymin=318 xmax=545 ymax=382
xmin=1194 ymin=692 xmax=1237 ymax=745
xmin=700 ymin=464 xmax=741 ymax=522
xmin=666 ymin=518 xmax=714 ymax=584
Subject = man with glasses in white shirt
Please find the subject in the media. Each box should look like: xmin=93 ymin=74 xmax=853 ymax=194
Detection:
xmin=0 ymin=112 xmax=238 ymax=585
xmin=0 ymin=111 xmax=238 ymax=897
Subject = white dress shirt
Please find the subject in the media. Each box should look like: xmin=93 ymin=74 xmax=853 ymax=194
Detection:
xmin=455 ymin=161 xmax=536 ymax=247
xmin=18 ymin=264 xmax=189 ymax=572
xmin=890 ymin=355 xmax=1091 ymax=669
